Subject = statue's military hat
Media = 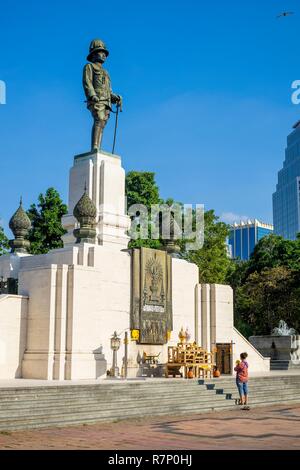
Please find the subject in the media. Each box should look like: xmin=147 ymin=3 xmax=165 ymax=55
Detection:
xmin=87 ymin=39 xmax=109 ymax=62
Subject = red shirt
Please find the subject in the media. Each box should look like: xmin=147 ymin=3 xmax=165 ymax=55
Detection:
xmin=234 ymin=360 xmax=249 ymax=383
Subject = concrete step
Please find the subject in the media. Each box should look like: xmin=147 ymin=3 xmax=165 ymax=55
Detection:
xmin=228 ymin=391 xmax=300 ymax=402
xmin=2 ymin=377 xmax=300 ymax=397
xmin=0 ymin=383 xmax=206 ymax=396
xmin=0 ymin=393 xmax=230 ymax=417
xmin=2 ymin=394 xmax=300 ymax=432
xmin=0 ymin=399 xmax=238 ymax=431
xmin=203 ymin=381 xmax=300 ymax=391
xmin=208 ymin=374 xmax=300 ymax=381
xmin=0 ymin=376 xmax=300 ymax=431
xmin=205 ymin=376 xmax=300 ymax=385
xmin=2 ymin=374 xmax=300 ymax=391
xmin=3 ymin=391 xmax=300 ymax=420
xmin=0 ymin=389 xmax=215 ymax=404
xmin=216 ymin=391 xmax=300 ymax=402
xmin=0 ymin=376 xmax=299 ymax=394
xmin=0 ymin=384 xmax=205 ymax=399
xmin=0 ymin=381 xmax=298 ymax=400
xmin=0 ymin=405 xmax=232 ymax=431
xmin=0 ymin=382 xmax=198 ymax=390
xmin=3 ymin=387 xmax=299 ymax=415
xmin=210 ymin=383 xmax=300 ymax=394
xmin=0 ymin=383 xmax=295 ymax=405
xmin=1 ymin=380 xmax=299 ymax=402
xmin=0 ymin=389 xmax=219 ymax=407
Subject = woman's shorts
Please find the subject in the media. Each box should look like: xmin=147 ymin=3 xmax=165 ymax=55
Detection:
xmin=236 ymin=380 xmax=248 ymax=396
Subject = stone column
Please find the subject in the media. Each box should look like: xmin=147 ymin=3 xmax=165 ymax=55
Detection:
xmin=62 ymin=150 xmax=130 ymax=249
xmin=53 ymin=265 xmax=68 ymax=380
xmin=201 ymin=284 xmax=211 ymax=351
xmin=21 ymin=265 xmax=58 ymax=380
xmin=195 ymin=284 xmax=202 ymax=345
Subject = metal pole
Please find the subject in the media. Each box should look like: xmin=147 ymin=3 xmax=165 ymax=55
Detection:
xmin=112 ymin=350 xmax=117 ymax=377
xmin=124 ymin=331 xmax=128 ymax=379
xmin=112 ymin=104 xmax=119 ymax=154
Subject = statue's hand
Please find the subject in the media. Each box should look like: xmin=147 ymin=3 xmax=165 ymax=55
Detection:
xmin=117 ymin=95 xmax=123 ymax=107
xmin=115 ymin=94 xmax=123 ymax=111
xmin=91 ymin=95 xmax=100 ymax=103
xmin=111 ymin=93 xmax=122 ymax=106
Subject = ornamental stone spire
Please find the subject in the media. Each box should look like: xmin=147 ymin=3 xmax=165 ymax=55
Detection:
xmin=9 ymin=197 xmax=31 ymax=253
xmin=73 ymin=186 xmax=97 ymax=244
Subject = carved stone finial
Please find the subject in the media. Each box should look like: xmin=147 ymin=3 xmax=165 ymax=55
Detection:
xmin=9 ymin=197 xmax=31 ymax=253
xmin=161 ymin=212 xmax=181 ymax=256
xmin=73 ymin=188 xmax=97 ymax=244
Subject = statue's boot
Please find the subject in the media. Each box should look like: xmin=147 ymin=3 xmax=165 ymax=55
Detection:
xmin=91 ymin=123 xmax=103 ymax=151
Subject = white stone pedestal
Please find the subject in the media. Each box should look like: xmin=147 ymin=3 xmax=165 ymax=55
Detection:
xmin=62 ymin=150 xmax=130 ymax=249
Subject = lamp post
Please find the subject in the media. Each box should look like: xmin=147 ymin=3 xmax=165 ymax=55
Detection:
xmin=124 ymin=331 xmax=128 ymax=379
xmin=110 ymin=331 xmax=121 ymax=378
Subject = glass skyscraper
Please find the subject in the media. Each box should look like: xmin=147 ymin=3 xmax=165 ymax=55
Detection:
xmin=273 ymin=121 xmax=300 ymax=240
xmin=228 ymin=220 xmax=273 ymax=261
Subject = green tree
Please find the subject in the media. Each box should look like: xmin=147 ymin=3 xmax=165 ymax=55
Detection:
xmin=0 ymin=225 xmax=9 ymax=255
xmin=226 ymin=259 xmax=249 ymax=289
xmin=126 ymin=171 xmax=162 ymax=249
xmin=246 ymin=234 xmax=296 ymax=275
xmin=235 ymin=266 xmax=300 ymax=335
xmin=27 ymin=188 xmax=67 ymax=254
xmin=125 ymin=171 xmax=161 ymax=210
xmin=226 ymin=259 xmax=251 ymax=336
xmin=184 ymin=210 xmax=233 ymax=284
xmin=228 ymin=234 xmax=300 ymax=336
xmin=125 ymin=172 xmax=234 ymax=283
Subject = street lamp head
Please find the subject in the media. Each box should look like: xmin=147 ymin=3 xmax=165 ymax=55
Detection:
xmin=110 ymin=331 xmax=121 ymax=351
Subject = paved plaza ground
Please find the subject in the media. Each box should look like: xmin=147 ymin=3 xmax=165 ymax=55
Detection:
xmin=0 ymin=404 xmax=299 ymax=450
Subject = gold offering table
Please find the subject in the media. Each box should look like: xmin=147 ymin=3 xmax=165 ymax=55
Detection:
xmin=166 ymin=342 xmax=215 ymax=378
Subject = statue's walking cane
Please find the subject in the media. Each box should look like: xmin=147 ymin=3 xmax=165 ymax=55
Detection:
xmin=112 ymin=102 xmax=121 ymax=154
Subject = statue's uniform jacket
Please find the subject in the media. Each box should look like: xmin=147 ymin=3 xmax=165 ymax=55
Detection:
xmin=83 ymin=63 xmax=112 ymax=124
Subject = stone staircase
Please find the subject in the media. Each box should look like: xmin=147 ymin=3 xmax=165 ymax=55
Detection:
xmin=270 ymin=360 xmax=300 ymax=370
xmin=203 ymin=374 xmax=300 ymax=407
xmin=0 ymin=374 xmax=300 ymax=431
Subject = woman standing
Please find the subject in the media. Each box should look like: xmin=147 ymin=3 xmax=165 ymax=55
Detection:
xmin=234 ymin=352 xmax=250 ymax=410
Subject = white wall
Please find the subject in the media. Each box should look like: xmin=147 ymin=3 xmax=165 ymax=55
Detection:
xmin=0 ymin=295 xmax=28 ymax=378
xmin=18 ymin=246 xmax=132 ymax=380
xmin=19 ymin=265 xmax=57 ymax=379
xmin=232 ymin=328 xmax=270 ymax=373
xmin=67 ymin=249 xmax=131 ymax=379
xmin=210 ymin=284 xmax=234 ymax=345
xmin=170 ymin=258 xmax=198 ymax=345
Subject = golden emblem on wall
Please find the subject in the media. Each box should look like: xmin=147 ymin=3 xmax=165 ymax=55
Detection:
xmin=131 ymin=329 xmax=140 ymax=341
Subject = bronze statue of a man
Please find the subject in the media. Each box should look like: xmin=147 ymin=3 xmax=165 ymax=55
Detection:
xmin=83 ymin=39 xmax=122 ymax=151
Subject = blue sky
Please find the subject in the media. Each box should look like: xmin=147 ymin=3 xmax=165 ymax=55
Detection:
xmin=1 ymin=0 xmax=300 ymax=235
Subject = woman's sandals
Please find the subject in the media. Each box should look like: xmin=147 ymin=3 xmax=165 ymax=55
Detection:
xmin=235 ymin=399 xmax=250 ymax=410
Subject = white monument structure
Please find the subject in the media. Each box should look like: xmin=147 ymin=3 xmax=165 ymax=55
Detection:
xmin=0 ymin=148 xmax=269 ymax=380
xmin=0 ymin=38 xmax=269 ymax=381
